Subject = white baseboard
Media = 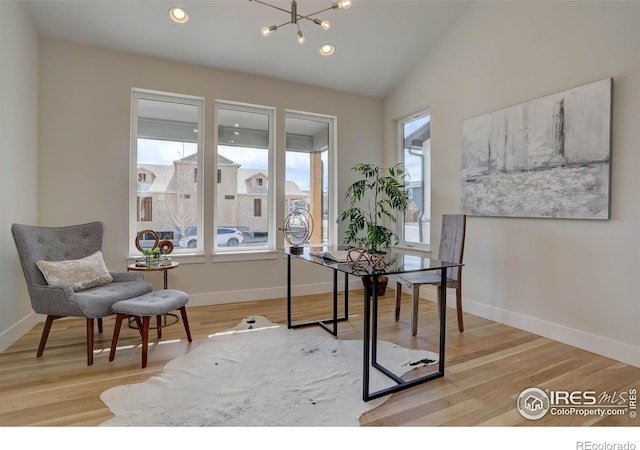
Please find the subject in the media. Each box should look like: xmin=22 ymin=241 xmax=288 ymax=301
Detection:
xmin=415 ymin=285 xmax=640 ymax=369
xmin=0 ymin=311 xmax=41 ymax=354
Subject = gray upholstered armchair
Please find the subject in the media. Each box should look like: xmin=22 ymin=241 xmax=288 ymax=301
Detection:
xmin=11 ymin=222 xmax=153 ymax=366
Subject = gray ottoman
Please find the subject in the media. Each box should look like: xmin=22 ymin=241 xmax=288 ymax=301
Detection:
xmin=109 ymin=289 xmax=192 ymax=368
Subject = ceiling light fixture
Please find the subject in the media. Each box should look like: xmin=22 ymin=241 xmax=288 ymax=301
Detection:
xmin=319 ymin=43 xmax=335 ymax=56
xmin=169 ymin=6 xmax=189 ymax=24
xmin=250 ymin=0 xmax=351 ymax=45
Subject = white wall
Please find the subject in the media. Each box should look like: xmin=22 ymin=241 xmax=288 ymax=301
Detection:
xmin=384 ymin=1 xmax=640 ymax=367
xmin=34 ymin=40 xmax=383 ymax=306
xmin=0 ymin=2 xmax=40 ymax=352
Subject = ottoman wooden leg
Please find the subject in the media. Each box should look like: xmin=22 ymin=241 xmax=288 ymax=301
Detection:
xmin=156 ymin=315 xmax=162 ymax=339
xmin=141 ymin=316 xmax=150 ymax=368
xmin=179 ymin=306 xmax=192 ymax=342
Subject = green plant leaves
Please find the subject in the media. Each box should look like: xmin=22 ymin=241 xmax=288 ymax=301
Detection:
xmin=337 ymin=163 xmax=408 ymax=254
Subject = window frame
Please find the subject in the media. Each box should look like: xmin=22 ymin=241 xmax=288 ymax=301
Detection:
xmin=213 ymin=100 xmax=276 ymax=255
xmin=397 ymin=109 xmax=431 ymax=252
xmin=284 ymin=109 xmax=337 ymax=247
xmin=129 ymin=88 xmax=205 ymax=257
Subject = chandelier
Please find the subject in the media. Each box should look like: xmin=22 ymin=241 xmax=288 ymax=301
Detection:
xmin=250 ymin=0 xmax=352 ymax=45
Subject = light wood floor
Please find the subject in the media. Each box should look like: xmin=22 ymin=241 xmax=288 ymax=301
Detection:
xmin=0 ymin=288 xmax=638 ymax=427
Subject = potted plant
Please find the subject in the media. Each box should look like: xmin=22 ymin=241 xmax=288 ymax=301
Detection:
xmin=143 ymin=247 xmax=162 ymax=267
xmin=337 ymin=163 xmax=409 ymax=295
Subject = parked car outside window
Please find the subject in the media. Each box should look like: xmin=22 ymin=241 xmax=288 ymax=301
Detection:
xmin=179 ymin=227 xmax=244 ymax=248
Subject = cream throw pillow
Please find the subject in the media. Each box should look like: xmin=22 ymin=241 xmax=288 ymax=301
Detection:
xmin=36 ymin=251 xmax=113 ymax=291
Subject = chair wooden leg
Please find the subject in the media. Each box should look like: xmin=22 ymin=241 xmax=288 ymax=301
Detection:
xmin=109 ymin=313 xmax=125 ymax=362
xmin=456 ymin=287 xmax=464 ymax=332
xmin=86 ymin=318 xmax=94 ymax=366
xmin=179 ymin=307 xmax=192 ymax=342
xmin=411 ymin=284 xmax=420 ymax=336
xmin=141 ymin=316 xmax=150 ymax=368
xmin=37 ymin=315 xmax=58 ymax=358
xmin=97 ymin=317 xmax=103 ymax=334
xmin=394 ymin=282 xmax=402 ymax=322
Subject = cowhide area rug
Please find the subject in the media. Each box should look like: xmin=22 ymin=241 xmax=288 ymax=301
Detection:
xmin=100 ymin=316 xmax=437 ymax=427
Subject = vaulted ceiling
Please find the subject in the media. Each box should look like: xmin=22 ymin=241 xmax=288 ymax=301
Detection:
xmin=25 ymin=0 xmax=471 ymax=98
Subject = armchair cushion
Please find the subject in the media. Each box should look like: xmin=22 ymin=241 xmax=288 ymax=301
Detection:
xmin=36 ymin=250 xmax=113 ymax=291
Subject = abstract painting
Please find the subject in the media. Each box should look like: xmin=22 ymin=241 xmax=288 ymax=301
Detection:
xmin=461 ymin=78 xmax=612 ymax=219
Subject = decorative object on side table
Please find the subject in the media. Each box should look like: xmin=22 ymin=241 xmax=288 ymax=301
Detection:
xmin=280 ymin=207 xmax=314 ymax=255
xmin=337 ymin=163 xmax=409 ymax=295
xmin=135 ymin=229 xmax=173 ymax=268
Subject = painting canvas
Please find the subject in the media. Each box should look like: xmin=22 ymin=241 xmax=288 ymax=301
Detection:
xmin=461 ymin=78 xmax=612 ymax=219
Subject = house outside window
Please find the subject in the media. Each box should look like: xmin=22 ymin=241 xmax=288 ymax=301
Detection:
xmin=399 ymin=110 xmax=431 ymax=249
xmin=130 ymin=89 xmax=204 ymax=255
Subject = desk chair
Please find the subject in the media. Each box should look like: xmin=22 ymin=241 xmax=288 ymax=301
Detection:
xmin=394 ymin=214 xmax=466 ymax=335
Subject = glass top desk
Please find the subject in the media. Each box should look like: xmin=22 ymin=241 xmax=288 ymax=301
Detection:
xmin=279 ymin=246 xmax=462 ymax=401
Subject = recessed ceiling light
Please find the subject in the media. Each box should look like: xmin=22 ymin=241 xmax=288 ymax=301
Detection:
xmin=169 ymin=6 xmax=189 ymax=24
xmin=320 ymin=43 xmax=335 ymax=56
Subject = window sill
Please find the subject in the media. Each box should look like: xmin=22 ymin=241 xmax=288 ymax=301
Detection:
xmin=393 ymin=244 xmax=432 ymax=255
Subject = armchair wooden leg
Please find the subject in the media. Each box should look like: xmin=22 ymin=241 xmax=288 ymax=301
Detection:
xmin=109 ymin=314 xmax=125 ymax=362
xmin=86 ymin=318 xmax=94 ymax=366
xmin=134 ymin=317 xmax=144 ymax=337
xmin=179 ymin=307 xmax=192 ymax=342
xmin=394 ymin=282 xmax=402 ymax=322
xmin=37 ymin=315 xmax=59 ymax=358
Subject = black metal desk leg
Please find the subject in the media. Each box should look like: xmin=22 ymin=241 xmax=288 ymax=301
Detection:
xmin=439 ymin=267 xmax=447 ymax=374
xmin=344 ymin=273 xmax=349 ymax=317
xmin=332 ymin=269 xmax=338 ymax=335
xmin=372 ymin=275 xmax=379 ymax=367
xmin=362 ymin=277 xmax=371 ymax=401
xmin=287 ymin=254 xmax=292 ymax=329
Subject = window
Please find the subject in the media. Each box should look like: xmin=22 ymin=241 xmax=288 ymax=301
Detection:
xmin=285 ymin=111 xmax=336 ymax=246
xmin=137 ymin=197 xmax=153 ymax=222
xmin=399 ymin=111 xmax=431 ymax=248
xmin=130 ymin=89 xmax=204 ymax=255
xmin=215 ymin=101 xmax=275 ymax=252
xmin=254 ymin=198 xmax=262 ymax=217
